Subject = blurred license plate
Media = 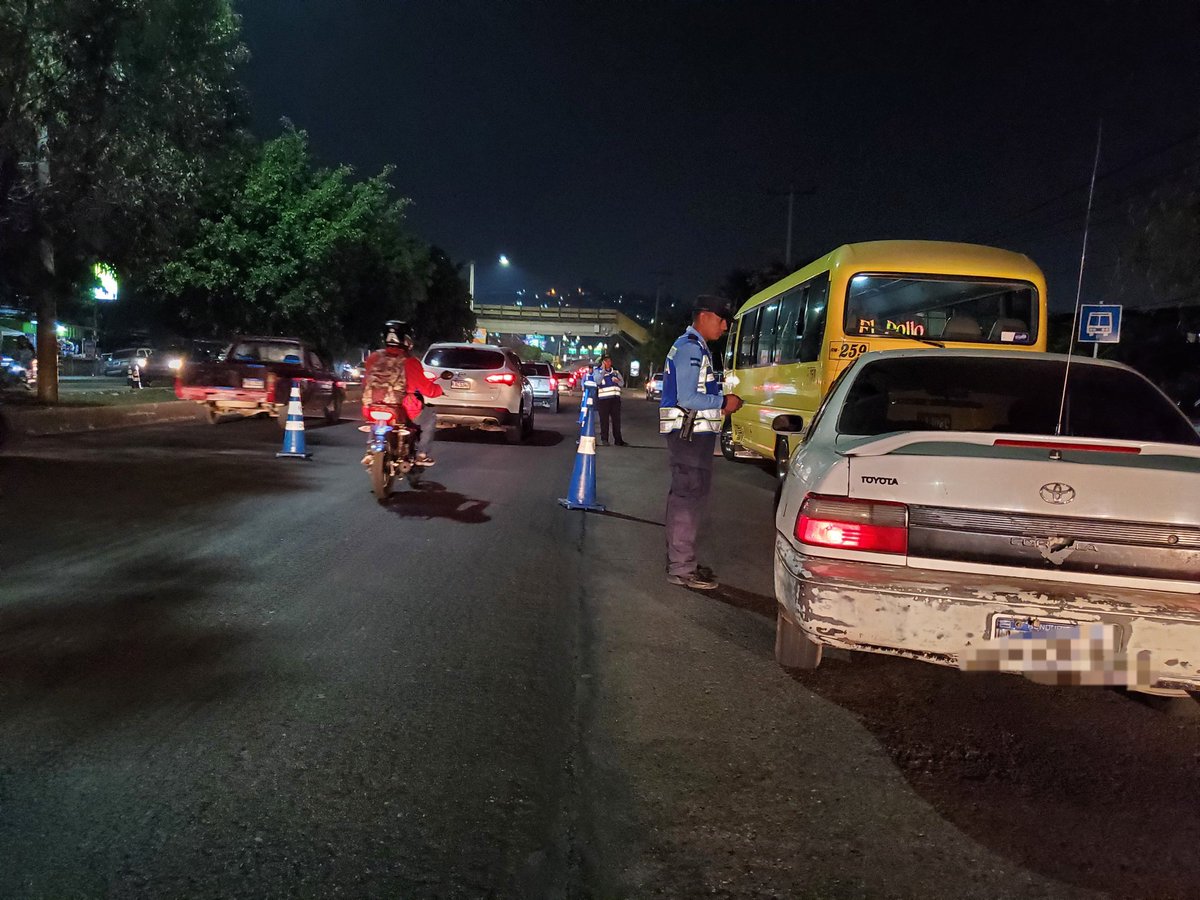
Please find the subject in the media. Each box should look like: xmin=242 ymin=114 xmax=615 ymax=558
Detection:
xmin=991 ymin=615 xmax=1079 ymax=640
xmin=451 ymin=379 xmax=470 ymax=390
xmin=242 ymin=377 xmax=264 ymax=389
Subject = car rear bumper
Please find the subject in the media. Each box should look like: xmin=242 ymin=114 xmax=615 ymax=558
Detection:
xmin=428 ymin=404 xmax=520 ymax=430
xmin=176 ymin=384 xmax=276 ymax=411
xmin=774 ymin=533 xmax=1200 ymax=694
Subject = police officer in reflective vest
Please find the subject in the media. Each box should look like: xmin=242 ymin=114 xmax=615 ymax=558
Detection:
xmin=659 ymin=295 xmax=744 ymax=590
xmin=594 ymin=354 xmax=626 ymax=446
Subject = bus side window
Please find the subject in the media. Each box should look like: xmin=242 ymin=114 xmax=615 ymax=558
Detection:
xmin=798 ymin=272 xmax=830 ymax=363
xmin=756 ymin=301 xmax=780 ymax=367
xmin=736 ymin=307 xmax=760 ymax=368
xmin=774 ymin=286 xmax=807 ymax=365
xmin=723 ymin=321 xmax=737 ymax=371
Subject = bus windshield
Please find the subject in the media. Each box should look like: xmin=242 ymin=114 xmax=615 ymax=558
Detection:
xmin=844 ymin=274 xmax=1038 ymax=345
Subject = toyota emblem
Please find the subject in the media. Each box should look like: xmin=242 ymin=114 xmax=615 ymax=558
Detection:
xmin=1039 ymin=482 xmax=1076 ymax=505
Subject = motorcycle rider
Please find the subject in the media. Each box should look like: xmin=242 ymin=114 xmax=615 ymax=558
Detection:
xmin=362 ymin=321 xmax=444 ymax=466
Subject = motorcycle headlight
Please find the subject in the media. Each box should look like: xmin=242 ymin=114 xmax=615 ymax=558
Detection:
xmin=167 ymin=357 xmax=183 ymax=370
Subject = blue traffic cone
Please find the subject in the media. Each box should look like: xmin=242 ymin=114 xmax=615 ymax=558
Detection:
xmin=276 ymin=384 xmax=312 ymax=459
xmin=559 ymin=377 xmax=605 ymax=511
xmin=577 ymin=367 xmax=595 ymax=430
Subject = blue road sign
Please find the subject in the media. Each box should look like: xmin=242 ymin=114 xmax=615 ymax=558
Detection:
xmin=1078 ymin=304 xmax=1121 ymax=344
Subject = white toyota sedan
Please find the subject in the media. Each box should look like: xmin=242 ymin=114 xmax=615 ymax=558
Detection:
xmin=772 ymin=349 xmax=1200 ymax=696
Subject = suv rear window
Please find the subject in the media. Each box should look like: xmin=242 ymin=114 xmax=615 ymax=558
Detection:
xmin=229 ymin=341 xmax=304 ymax=364
xmin=424 ymin=347 xmax=505 ymax=370
xmin=521 ymin=363 xmax=552 ymax=376
xmin=838 ymin=356 xmax=1200 ymax=445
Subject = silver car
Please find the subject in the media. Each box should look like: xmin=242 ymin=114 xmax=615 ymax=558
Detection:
xmin=772 ymin=349 xmax=1200 ymax=696
xmin=521 ymin=361 xmax=560 ymax=413
xmin=421 ymin=343 xmax=535 ymax=444
xmin=645 ymin=371 xmax=663 ymax=401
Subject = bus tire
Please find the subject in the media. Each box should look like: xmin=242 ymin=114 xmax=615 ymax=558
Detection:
xmin=774 ymin=436 xmax=790 ymax=483
xmin=720 ymin=419 xmax=738 ymax=462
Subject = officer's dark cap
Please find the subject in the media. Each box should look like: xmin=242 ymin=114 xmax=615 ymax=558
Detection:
xmin=693 ymin=294 xmax=734 ymax=321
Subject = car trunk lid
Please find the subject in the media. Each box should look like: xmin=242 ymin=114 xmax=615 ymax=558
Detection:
xmin=840 ymin=432 xmax=1200 ymax=588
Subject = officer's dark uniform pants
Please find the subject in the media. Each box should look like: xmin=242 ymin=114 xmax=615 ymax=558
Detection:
xmin=665 ymin=430 xmax=717 ymax=577
xmin=597 ymin=397 xmax=623 ymax=443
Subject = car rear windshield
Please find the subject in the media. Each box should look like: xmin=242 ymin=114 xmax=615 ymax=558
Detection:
xmin=521 ymin=363 xmax=552 ymax=376
xmin=424 ymin=347 xmax=505 ymax=370
xmin=229 ymin=341 xmax=304 ymax=364
xmin=837 ymin=356 xmax=1200 ymax=445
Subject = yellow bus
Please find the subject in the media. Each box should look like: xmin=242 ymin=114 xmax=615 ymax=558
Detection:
xmin=720 ymin=240 xmax=1049 ymax=466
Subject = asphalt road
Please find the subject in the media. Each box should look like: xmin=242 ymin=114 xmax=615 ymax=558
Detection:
xmin=3 ymin=395 xmax=1200 ymax=898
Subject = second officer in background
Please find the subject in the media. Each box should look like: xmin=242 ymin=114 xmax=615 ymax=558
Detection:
xmin=595 ymin=354 xmax=626 ymax=446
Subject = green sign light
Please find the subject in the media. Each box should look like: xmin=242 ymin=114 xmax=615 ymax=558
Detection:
xmin=93 ymin=262 xmax=119 ymax=301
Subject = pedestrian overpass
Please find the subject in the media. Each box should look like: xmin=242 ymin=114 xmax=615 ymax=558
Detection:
xmin=472 ymin=305 xmax=651 ymax=347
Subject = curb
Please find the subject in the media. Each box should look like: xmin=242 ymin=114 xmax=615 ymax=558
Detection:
xmin=1 ymin=400 xmax=209 ymax=442
xmin=0 ymin=384 xmax=365 ymax=446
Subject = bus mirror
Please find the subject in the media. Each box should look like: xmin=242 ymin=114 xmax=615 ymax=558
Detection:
xmin=772 ymin=414 xmax=805 ymax=434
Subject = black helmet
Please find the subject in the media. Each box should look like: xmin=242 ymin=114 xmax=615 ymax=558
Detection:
xmin=383 ymin=320 xmax=410 ymax=347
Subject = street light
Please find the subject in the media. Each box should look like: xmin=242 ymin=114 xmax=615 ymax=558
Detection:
xmin=467 ymin=254 xmax=512 ymax=310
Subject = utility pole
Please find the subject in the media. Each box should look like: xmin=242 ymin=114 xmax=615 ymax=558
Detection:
xmin=768 ymin=183 xmax=815 ymax=270
xmin=651 ymin=270 xmax=671 ymax=327
xmin=786 ymin=183 xmax=795 ymax=268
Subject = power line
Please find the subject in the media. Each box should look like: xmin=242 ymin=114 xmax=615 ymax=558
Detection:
xmin=966 ymin=128 xmax=1199 ymax=243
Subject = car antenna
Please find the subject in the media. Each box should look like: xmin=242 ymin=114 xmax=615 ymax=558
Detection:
xmin=1055 ymin=120 xmax=1103 ymax=437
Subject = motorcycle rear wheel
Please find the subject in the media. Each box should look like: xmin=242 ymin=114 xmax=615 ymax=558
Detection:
xmin=370 ymin=450 xmax=395 ymax=500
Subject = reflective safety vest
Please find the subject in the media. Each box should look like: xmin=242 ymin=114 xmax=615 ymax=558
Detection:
xmin=596 ymin=368 xmax=623 ymax=399
xmin=659 ymin=329 xmax=723 ymax=434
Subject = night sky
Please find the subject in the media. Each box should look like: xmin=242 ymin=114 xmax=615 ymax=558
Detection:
xmin=238 ymin=1 xmax=1200 ymax=309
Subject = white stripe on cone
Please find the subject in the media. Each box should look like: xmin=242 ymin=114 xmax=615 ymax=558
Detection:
xmin=578 ymin=436 xmax=596 ymax=455
xmin=286 ymin=421 xmax=305 ymax=431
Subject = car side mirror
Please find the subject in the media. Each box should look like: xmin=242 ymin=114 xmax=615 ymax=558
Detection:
xmin=772 ymin=414 xmax=805 ymax=434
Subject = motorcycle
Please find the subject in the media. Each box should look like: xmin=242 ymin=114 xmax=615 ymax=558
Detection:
xmin=361 ymin=371 xmax=453 ymax=500
xmin=361 ymin=404 xmax=420 ymax=500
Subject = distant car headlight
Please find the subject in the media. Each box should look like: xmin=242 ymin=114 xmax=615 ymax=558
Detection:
xmin=135 ymin=358 xmax=147 ymax=368
xmin=167 ymin=357 xmax=183 ymax=370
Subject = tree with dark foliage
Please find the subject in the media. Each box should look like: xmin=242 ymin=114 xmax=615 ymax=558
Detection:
xmin=0 ymin=0 xmax=246 ymax=401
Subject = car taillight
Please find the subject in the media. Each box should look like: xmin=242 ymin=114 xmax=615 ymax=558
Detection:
xmin=795 ymin=494 xmax=908 ymax=554
xmin=486 ymin=372 xmax=517 ymax=385
xmin=549 ymin=377 xmax=558 ymax=390
xmin=366 ymin=406 xmax=396 ymax=423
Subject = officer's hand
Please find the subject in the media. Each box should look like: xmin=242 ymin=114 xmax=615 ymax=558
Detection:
xmin=722 ymin=394 xmax=744 ymax=415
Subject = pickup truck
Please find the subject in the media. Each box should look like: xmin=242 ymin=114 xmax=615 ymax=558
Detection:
xmin=175 ymin=336 xmax=344 ymax=426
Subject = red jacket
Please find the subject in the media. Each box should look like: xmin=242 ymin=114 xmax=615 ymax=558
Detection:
xmin=362 ymin=349 xmax=443 ymax=418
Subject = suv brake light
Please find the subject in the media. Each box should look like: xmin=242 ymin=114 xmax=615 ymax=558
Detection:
xmin=549 ymin=376 xmax=558 ymax=390
xmin=486 ymin=372 xmax=517 ymax=385
xmin=796 ymin=494 xmax=908 ymax=554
